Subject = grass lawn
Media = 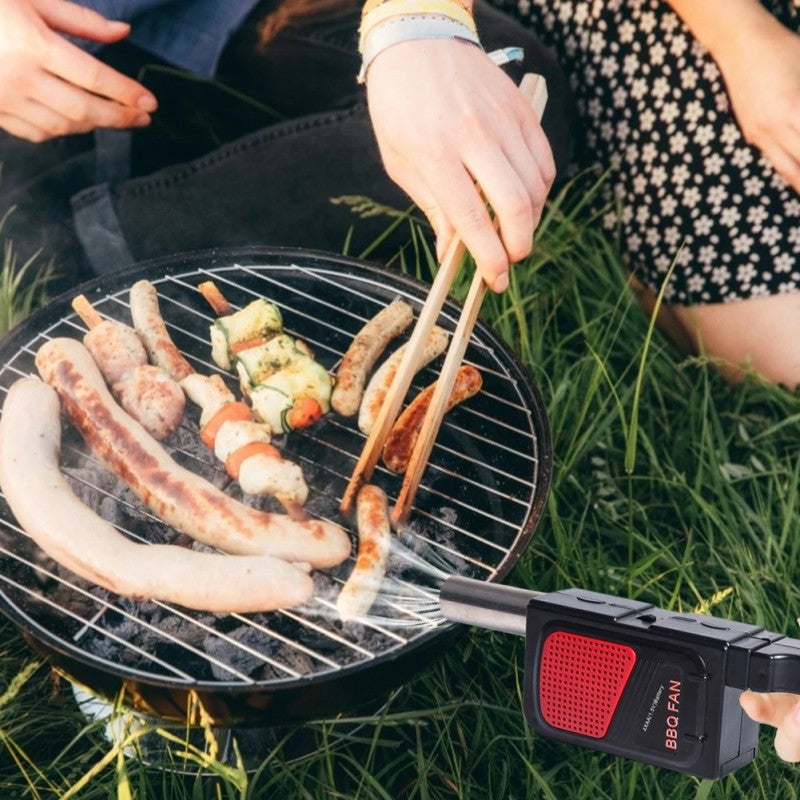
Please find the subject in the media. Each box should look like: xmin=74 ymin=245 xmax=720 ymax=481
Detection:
xmin=2 ymin=174 xmax=800 ymax=798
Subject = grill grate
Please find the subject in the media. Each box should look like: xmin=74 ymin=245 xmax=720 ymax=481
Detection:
xmin=0 ymin=251 xmax=549 ymax=696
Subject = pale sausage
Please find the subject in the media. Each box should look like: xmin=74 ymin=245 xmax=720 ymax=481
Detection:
xmin=358 ymin=326 xmax=449 ymax=434
xmin=129 ymin=279 xmax=194 ymax=381
xmin=0 ymin=378 xmax=313 ymax=612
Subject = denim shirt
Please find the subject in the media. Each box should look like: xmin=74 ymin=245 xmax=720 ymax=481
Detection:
xmin=76 ymin=0 xmax=261 ymax=76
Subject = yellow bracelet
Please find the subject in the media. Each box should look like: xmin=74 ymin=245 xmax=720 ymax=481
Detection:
xmin=359 ymin=0 xmax=476 ymax=51
xmin=362 ymin=0 xmax=470 ymax=15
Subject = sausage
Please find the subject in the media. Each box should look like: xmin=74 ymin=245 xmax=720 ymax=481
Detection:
xmin=129 ymin=279 xmax=194 ymax=381
xmin=83 ymin=319 xmax=146 ymax=385
xmin=382 ymin=365 xmax=483 ymax=474
xmin=0 ymin=378 xmax=313 ymax=612
xmin=358 ymin=326 xmax=449 ymax=435
xmin=336 ymin=485 xmax=391 ymax=622
xmin=83 ymin=320 xmax=185 ymax=441
xmin=331 ymin=299 xmax=413 ymax=417
xmin=112 ymin=365 xmax=185 ymax=441
xmin=35 ymin=338 xmax=351 ymax=569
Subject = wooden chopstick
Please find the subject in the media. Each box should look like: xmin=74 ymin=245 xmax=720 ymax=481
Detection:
xmin=339 ymin=233 xmax=467 ymax=513
xmin=340 ymin=73 xmax=548 ymax=518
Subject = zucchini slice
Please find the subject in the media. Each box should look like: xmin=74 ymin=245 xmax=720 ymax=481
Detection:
xmin=210 ymin=298 xmax=283 ymax=369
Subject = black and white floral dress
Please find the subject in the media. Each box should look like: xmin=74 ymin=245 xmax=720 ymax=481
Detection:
xmin=491 ymin=0 xmax=800 ymax=305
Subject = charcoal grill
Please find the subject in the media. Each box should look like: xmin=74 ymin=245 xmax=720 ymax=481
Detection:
xmin=0 ymin=247 xmax=551 ymax=725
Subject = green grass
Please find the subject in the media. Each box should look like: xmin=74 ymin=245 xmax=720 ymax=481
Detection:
xmin=2 ymin=173 xmax=800 ymax=798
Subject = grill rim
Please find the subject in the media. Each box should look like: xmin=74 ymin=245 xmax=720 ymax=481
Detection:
xmin=0 ymin=245 xmax=552 ymax=713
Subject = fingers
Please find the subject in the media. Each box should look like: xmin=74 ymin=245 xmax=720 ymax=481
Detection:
xmin=0 ymin=112 xmax=46 ymax=143
xmin=426 ymin=158 xmax=510 ymax=290
xmin=366 ymin=41 xmax=555 ymax=290
xmin=740 ymin=691 xmax=800 ymax=763
xmin=33 ymin=0 xmax=131 ymax=43
xmin=33 ymin=71 xmax=151 ymax=130
xmin=43 ymin=38 xmax=157 ymax=111
xmin=740 ymin=689 xmax=786 ymax=724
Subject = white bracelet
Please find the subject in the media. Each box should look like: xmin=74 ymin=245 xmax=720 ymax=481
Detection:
xmin=357 ymin=14 xmax=482 ymax=83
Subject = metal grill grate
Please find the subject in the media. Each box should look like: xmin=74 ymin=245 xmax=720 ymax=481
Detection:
xmin=0 ymin=249 xmax=549 ymax=702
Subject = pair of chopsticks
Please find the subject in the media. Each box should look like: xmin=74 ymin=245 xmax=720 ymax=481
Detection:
xmin=340 ymin=72 xmax=549 ymax=525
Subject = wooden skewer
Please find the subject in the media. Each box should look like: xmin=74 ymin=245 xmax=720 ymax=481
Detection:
xmin=71 ymin=294 xmax=102 ymax=330
xmin=198 ymin=281 xmax=233 ymax=316
xmin=390 ymin=73 xmax=548 ymax=526
xmin=339 ymin=233 xmax=466 ymax=514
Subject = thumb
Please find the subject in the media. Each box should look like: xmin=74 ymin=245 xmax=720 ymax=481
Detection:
xmin=740 ymin=690 xmax=781 ymax=725
xmin=774 ymin=698 xmax=800 ymax=763
xmin=741 ymin=690 xmax=800 ymax=762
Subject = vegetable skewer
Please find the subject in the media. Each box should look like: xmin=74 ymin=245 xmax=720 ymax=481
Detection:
xmin=197 ymin=281 xmax=331 ymax=434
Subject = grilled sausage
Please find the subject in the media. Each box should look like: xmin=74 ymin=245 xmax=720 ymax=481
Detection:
xmin=358 ymin=326 xmax=449 ymax=435
xmin=83 ymin=318 xmax=146 ymax=385
xmin=331 ymin=299 xmax=413 ymax=417
xmin=111 ymin=365 xmax=185 ymax=441
xmin=83 ymin=320 xmax=185 ymax=441
xmin=35 ymin=338 xmax=350 ymax=569
xmin=382 ymin=365 xmax=483 ymax=474
xmin=336 ymin=484 xmax=392 ymax=622
xmin=129 ymin=279 xmax=194 ymax=381
xmin=0 ymin=378 xmax=313 ymax=612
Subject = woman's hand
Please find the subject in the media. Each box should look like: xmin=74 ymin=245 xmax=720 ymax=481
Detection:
xmin=0 ymin=0 xmax=157 ymax=142
xmin=366 ymin=39 xmax=555 ymax=292
xmin=708 ymin=10 xmax=800 ymax=194
xmin=740 ymin=690 xmax=800 ymax=762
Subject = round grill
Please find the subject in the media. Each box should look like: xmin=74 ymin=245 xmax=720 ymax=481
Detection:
xmin=0 ymin=247 xmax=551 ymax=723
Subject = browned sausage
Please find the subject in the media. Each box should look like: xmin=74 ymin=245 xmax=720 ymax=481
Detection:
xmin=35 ymin=338 xmax=350 ymax=569
xmin=336 ymin=484 xmax=391 ymax=622
xmin=382 ymin=365 xmax=483 ymax=473
xmin=331 ymin=299 xmax=413 ymax=417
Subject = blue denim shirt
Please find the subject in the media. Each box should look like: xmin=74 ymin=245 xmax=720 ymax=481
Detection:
xmin=77 ymin=1 xmax=261 ymax=76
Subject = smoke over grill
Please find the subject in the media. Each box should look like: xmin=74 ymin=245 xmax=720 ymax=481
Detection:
xmin=0 ymin=248 xmax=551 ymax=723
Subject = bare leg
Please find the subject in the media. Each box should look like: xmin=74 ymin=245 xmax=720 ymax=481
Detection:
xmin=669 ymin=293 xmax=800 ymax=388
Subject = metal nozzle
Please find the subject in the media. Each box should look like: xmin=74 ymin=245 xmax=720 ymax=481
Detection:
xmin=439 ymin=575 xmax=540 ymax=637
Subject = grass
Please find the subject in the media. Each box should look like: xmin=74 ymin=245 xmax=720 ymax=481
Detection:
xmin=2 ymin=172 xmax=800 ymax=797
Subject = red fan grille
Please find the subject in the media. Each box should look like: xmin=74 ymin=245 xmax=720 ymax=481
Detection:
xmin=539 ymin=631 xmax=636 ymax=738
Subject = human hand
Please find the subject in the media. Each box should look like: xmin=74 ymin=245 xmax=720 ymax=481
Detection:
xmin=0 ymin=0 xmax=157 ymax=142
xmin=740 ymin=690 xmax=800 ymax=762
xmin=711 ymin=12 xmax=800 ymax=194
xmin=365 ymin=39 xmax=555 ymax=292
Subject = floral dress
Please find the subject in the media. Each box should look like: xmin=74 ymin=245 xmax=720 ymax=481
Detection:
xmin=491 ymin=0 xmax=800 ymax=305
